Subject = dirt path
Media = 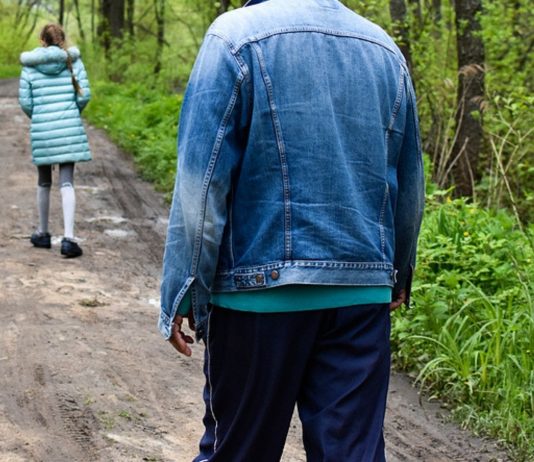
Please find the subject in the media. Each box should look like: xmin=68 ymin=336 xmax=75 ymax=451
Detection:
xmin=0 ymin=79 xmax=508 ymax=462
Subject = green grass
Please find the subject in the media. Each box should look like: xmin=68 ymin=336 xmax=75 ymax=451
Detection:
xmin=392 ymin=193 xmax=534 ymax=460
xmin=83 ymin=81 xmax=182 ymax=197
xmin=0 ymin=63 xmax=19 ymax=79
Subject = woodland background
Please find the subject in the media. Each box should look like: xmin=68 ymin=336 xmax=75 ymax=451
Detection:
xmin=0 ymin=0 xmax=532 ymax=459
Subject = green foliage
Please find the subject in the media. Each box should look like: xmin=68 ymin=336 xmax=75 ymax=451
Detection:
xmin=341 ymin=0 xmax=392 ymax=26
xmin=1 ymin=0 xmax=533 ymax=458
xmin=479 ymin=90 xmax=534 ymax=224
xmin=382 ymin=0 xmax=534 ymax=221
xmin=0 ymin=2 xmax=35 ymax=78
xmin=0 ymin=64 xmax=20 ymax=79
xmin=478 ymin=0 xmax=534 ymax=223
xmin=83 ymin=81 xmax=182 ymax=195
xmin=408 ymin=3 xmax=458 ymax=187
xmin=392 ymin=193 xmax=534 ymax=459
xmin=81 ymin=1 xmax=203 ymax=92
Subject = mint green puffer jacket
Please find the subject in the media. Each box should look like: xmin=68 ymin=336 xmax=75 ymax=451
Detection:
xmin=19 ymin=46 xmax=92 ymax=166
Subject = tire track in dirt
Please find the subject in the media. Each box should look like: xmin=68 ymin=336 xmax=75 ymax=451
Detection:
xmin=56 ymin=393 xmax=99 ymax=455
xmin=0 ymin=78 xmax=510 ymax=461
xmin=2 ymin=305 xmax=101 ymax=461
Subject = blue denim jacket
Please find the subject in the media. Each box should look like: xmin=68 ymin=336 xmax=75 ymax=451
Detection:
xmin=159 ymin=0 xmax=425 ymax=340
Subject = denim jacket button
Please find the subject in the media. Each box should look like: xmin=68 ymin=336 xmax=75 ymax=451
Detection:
xmin=270 ymin=270 xmax=280 ymax=280
xmin=255 ymin=274 xmax=265 ymax=284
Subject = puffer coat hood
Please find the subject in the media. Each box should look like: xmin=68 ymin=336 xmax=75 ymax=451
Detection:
xmin=20 ymin=46 xmax=81 ymax=75
xmin=19 ymin=45 xmax=92 ymax=166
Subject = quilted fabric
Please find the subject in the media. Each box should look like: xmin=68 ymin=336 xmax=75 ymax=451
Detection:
xmin=19 ymin=46 xmax=92 ymax=165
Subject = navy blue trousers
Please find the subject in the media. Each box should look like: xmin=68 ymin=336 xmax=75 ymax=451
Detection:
xmin=193 ymin=303 xmax=390 ymax=462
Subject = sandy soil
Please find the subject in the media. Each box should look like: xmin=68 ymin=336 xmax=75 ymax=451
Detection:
xmin=0 ymin=79 xmax=509 ymax=462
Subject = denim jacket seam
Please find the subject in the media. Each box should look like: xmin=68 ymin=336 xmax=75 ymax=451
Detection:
xmin=236 ymin=46 xmax=254 ymax=115
xmin=216 ymin=260 xmax=394 ymax=275
xmin=190 ymin=72 xmax=245 ymax=277
xmin=252 ymin=42 xmax=292 ymax=259
xmin=379 ymin=141 xmax=389 ymax=263
xmin=232 ymin=27 xmax=399 ymax=58
xmin=381 ymin=65 xmax=400 ymax=261
xmin=207 ymin=31 xmax=236 ymax=48
xmin=191 ymin=284 xmax=199 ymax=328
xmin=387 ymin=66 xmax=405 ymax=132
xmin=228 ymin=185 xmax=236 ymax=267
xmin=169 ymin=276 xmax=195 ymax=325
xmin=408 ymin=83 xmax=423 ymax=156
xmin=208 ymin=32 xmax=251 ymax=81
xmin=207 ymin=34 xmax=253 ymax=133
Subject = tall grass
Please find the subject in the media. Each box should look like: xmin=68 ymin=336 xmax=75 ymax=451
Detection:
xmin=83 ymin=81 xmax=182 ymax=197
xmin=392 ymin=192 xmax=534 ymax=460
xmin=0 ymin=2 xmax=31 ymax=79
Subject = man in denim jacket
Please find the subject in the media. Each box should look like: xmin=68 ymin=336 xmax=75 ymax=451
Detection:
xmin=160 ymin=0 xmax=424 ymax=460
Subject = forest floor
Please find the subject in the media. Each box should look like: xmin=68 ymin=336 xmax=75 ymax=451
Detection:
xmin=0 ymin=78 xmax=510 ymax=462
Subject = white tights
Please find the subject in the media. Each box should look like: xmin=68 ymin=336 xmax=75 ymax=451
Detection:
xmin=36 ymin=163 xmax=76 ymax=239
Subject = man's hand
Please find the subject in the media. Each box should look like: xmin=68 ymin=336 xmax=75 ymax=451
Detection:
xmin=169 ymin=314 xmax=195 ymax=357
xmin=389 ymin=289 xmax=406 ymax=311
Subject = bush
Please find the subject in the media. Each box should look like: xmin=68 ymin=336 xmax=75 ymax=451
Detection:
xmin=84 ymin=81 xmax=182 ymax=196
xmin=392 ymin=192 xmax=534 ymax=460
xmin=0 ymin=2 xmax=32 ymax=78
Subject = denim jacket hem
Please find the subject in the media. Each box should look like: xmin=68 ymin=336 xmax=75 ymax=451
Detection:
xmin=212 ymin=260 xmax=395 ymax=291
xmin=158 ymin=263 xmax=396 ymax=341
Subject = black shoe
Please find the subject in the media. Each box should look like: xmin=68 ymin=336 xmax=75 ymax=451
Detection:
xmin=61 ymin=238 xmax=83 ymax=258
xmin=30 ymin=231 xmax=51 ymax=249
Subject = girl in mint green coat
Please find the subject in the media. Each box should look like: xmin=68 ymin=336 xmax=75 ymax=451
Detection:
xmin=19 ymin=24 xmax=91 ymax=257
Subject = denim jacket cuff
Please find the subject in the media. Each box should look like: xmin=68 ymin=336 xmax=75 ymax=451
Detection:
xmin=159 ymin=276 xmax=195 ymax=340
xmin=158 ymin=310 xmax=172 ymax=340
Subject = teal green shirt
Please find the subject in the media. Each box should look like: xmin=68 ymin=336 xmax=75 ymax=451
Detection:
xmin=176 ymin=285 xmax=391 ymax=316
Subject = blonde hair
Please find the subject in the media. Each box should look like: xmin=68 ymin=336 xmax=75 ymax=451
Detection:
xmin=40 ymin=24 xmax=82 ymax=95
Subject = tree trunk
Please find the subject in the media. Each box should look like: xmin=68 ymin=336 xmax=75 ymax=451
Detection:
xmin=91 ymin=0 xmax=96 ymax=43
xmin=218 ymin=0 xmax=231 ymax=15
xmin=389 ymin=0 xmax=414 ymax=75
xmin=127 ymin=0 xmax=135 ymax=37
xmin=15 ymin=0 xmax=40 ymax=33
xmin=105 ymin=0 xmax=125 ymax=38
xmin=99 ymin=0 xmax=125 ymax=52
xmin=154 ymin=0 xmax=165 ymax=75
xmin=73 ymin=0 xmax=86 ymax=42
xmin=432 ymin=0 xmax=442 ymax=22
xmin=22 ymin=2 xmax=42 ymax=48
xmin=59 ymin=0 xmax=65 ymax=25
xmin=408 ymin=0 xmax=422 ymax=28
xmin=450 ymin=0 xmax=485 ymax=196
